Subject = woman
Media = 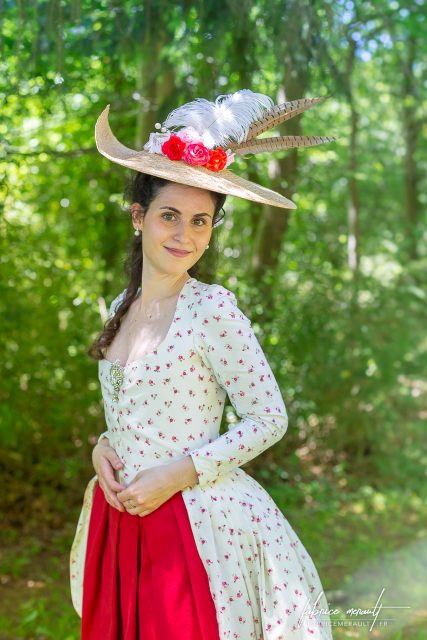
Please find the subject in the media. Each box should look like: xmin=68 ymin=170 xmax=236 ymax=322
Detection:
xmin=70 ymin=89 xmax=335 ymax=639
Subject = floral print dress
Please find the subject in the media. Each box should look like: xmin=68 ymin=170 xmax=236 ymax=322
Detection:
xmin=70 ymin=276 xmax=333 ymax=640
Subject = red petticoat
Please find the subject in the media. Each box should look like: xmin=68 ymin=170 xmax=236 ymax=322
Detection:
xmin=81 ymin=482 xmax=220 ymax=640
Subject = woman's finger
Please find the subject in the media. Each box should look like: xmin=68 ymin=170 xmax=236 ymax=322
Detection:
xmin=123 ymin=500 xmax=151 ymax=517
xmin=123 ymin=502 xmax=138 ymax=513
xmin=98 ymin=481 xmax=125 ymax=512
xmin=105 ymin=490 xmax=125 ymax=512
xmin=100 ymin=458 xmax=125 ymax=493
xmin=105 ymin=449 xmax=124 ymax=472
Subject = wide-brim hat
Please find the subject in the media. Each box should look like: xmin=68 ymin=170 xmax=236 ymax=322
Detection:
xmin=95 ymin=90 xmax=336 ymax=210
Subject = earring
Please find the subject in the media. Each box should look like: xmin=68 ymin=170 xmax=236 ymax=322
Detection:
xmin=134 ymin=229 xmax=141 ymax=236
xmin=206 ymin=244 xmax=209 ymax=249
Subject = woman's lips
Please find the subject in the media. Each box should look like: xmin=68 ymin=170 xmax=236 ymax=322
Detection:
xmin=165 ymin=247 xmax=191 ymax=257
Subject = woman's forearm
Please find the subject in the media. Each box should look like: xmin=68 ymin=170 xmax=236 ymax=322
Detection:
xmin=167 ymin=455 xmax=199 ymax=492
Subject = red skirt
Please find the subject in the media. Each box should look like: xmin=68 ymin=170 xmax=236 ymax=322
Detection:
xmin=81 ymin=482 xmax=220 ymax=640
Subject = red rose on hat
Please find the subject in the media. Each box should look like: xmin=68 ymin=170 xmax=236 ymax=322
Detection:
xmin=182 ymin=142 xmax=210 ymax=166
xmin=206 ymin=148 xmax=228 ymax=172
xmin=161 ymin=135 xmax=186 ymax=160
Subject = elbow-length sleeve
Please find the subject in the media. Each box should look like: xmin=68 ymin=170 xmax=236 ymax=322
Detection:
xmin=189 ymin=284 xmax=288 ymax=489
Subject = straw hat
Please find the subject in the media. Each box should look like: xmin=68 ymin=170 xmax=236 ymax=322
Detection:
xmin=95 ymin=89 xmax=336 ymax=210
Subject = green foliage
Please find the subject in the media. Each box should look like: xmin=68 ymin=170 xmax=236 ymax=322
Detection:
xmin=1 ymin=0 xmax=426 ymax=636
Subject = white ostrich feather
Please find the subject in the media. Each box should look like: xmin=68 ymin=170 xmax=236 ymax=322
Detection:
xmin=162 ymin=89 xmax=274 ymax=149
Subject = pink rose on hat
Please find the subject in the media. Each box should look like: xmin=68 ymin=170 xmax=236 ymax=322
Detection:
xmin=182 ymin=142 xmax=211 ymax=166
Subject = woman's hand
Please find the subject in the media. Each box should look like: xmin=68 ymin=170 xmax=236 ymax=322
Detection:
xmin=117 ymin=456 xmax=198 ymax=517
xmin=116 ymin=465 xmax=179 ymax=517
xmin=92 ymin=439 xmax=126 ymax=512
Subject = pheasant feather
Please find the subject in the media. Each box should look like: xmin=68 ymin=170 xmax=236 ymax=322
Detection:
xmin=229 ymin=96 xmax=331 ymax=146
xmin=162 ymin=89 xmax=274 ymax=149
xmin=232 ymin=134 xmax=337 ymax=155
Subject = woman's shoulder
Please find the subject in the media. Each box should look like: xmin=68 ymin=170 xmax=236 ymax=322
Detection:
xmin=190 ymin=278 xmax=252 ymax=329
xmin=191 ymin=278 xmax=238 ymax=309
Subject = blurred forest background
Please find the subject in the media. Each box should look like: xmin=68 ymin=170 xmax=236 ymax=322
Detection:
xmin=1 ymin=0 xmax=426 ymax=638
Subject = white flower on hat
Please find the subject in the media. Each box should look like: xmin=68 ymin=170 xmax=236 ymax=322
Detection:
xmin=224 ymin=149 xmax=235 ymax=168
xmin=143 ymin=131 xmax=171 ymax=154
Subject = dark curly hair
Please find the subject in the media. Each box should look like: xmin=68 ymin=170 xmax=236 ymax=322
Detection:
xmin=87 ymin=171 xmax=227 ymax=361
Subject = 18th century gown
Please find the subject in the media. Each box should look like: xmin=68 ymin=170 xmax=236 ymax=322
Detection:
xmin=70 ymin=276 xmax=333 ymax=639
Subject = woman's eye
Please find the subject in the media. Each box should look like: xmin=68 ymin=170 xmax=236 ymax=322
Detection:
xmin=161 ymin=213 xmax=206 ymax=226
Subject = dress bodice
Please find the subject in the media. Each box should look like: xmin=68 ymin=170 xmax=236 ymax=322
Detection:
xmin=97 ymin=276 xmax=288 ymax=489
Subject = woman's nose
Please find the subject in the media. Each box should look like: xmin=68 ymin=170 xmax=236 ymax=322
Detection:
xmin=173 ymin=220 xmax=193 ymax=240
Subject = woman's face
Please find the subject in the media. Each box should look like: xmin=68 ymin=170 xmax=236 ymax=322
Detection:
xmin=134 ymin=182 xmax=216 ymax=277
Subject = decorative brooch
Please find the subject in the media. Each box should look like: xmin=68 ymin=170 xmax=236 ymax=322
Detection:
xmin=109 ymin=359 xmax=124 ymax=402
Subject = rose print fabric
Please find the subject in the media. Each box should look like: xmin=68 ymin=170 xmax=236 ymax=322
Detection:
xmin=70 ymin=277 xmax=333 ymax=639
xmin=189 ymin=286 xmax=288 ymax=488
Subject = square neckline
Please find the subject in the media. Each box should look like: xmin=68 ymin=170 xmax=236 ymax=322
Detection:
xmin=100 ymin=276 xmax=195 ymax=370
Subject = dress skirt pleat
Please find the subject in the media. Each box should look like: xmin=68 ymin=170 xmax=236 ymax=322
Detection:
xmin=81 ymin=482 xmax=220 ymax=640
